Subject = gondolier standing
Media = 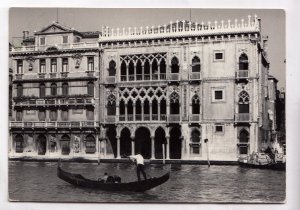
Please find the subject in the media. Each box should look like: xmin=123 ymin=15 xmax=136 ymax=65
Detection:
xmin=129 ymin=153 xmax=147 ymax=181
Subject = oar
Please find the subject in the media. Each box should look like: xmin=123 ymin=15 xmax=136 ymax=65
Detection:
xmin=204 ymin=139 xmax=210 ymax=168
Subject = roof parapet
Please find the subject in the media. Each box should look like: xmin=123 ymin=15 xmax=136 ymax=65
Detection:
xmin=99 ymin=15 xmax=260 ymax=42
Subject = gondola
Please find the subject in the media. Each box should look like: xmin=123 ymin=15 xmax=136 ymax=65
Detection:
xmin=238 ymin=161 xmax=286 ymax=171
xmin=57 ymin=163 xmax=170 ymax=192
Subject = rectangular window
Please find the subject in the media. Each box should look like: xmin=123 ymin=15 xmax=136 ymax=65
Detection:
xmin=17 ymin=60 xmax=23 ymax=74
xmin=61 ymin=109 xmax=68 ymax=121
xmin=87 ymin=57 xmax=94 ymax=71
xmin=51 ymin=58 xmax=57 ymax=73
xmin=62 ymin=58 xmax=68 ymax=72
xmin=16 ymin=110 xmax=23 ymax=121
xmin=40 ymin=37 xmax=45 ymax=45
xmin=215 ymin=125 xmax=224 ymax=133
xmin=50 ymin=110 xmax=57 ymax=121
xmin=215 ymin=91 xmax=223 ymax=100
xmin=212 ymin=88 xmax=225 ymax=102
xmin=86 ymin=108 xmax=94 ymax=120
xmin=38 ymin=110 xmax=46 ymax=121
xmin=63 ymin=36 xmax=68 ymax=44
xmin=239 ymin=146 xmax=248 ymax=155
xmin=213 ymin=51 xmax=224 ymax=61
xmin=39 ymin=59 xmax=46 ymax=73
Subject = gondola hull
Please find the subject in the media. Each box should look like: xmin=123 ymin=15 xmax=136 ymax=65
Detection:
xmin=238 ymin=161 xmax=286 ymax=171
xmin=57 ymin=165 xmax=170 ymax=192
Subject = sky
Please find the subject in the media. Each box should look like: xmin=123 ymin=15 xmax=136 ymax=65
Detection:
xmin=9 ymin=8 xmax=286 ymax=88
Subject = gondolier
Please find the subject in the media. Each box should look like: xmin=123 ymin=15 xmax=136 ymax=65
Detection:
xmin=129 ymin=153 xmax=147 ymax=181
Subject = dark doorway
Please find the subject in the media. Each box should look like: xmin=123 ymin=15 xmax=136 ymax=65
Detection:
xmin=37 ymin=135 xmax=47 ymax=155
xmin=106 ymin=126 xmax=117 ymax=158
xmin=120 ymin=128 xmax=132 ymax=156
xmin=15 ymin=134 xmax=24 ymax=153
xmin=60 ymin=134 xmax=70 ymax=155
xmin=154 ymin=127 xmax=166 ymax=159
xmin=135 ymin=127 xmax=151 ymax=159
xmin=170 ymin=127 xmax=182 ymax=159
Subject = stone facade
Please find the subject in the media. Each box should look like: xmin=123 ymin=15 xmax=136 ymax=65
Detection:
xmin=9 ymin=16 xmax=277 ymax=161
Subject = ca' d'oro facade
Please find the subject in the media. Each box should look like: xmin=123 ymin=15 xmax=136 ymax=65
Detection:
xmin=9 ymin=15 xmax=282 ymax=162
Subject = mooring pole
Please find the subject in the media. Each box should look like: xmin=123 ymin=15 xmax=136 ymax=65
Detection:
xmin=204 ymin=139 xmax=210 ymax=167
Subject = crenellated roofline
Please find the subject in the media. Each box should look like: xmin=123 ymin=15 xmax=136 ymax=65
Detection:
xmin=99 ymin=15 xmax=260 ymax=43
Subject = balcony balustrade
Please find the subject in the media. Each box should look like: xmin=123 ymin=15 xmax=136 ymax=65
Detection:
xmin=116 ymin=114 xmax=167 ymax=122
xmin=119 ymin=73 xmax=167 ymax=82
xmin=14 ymin=98 xmax=95 ymax=107
xmin=105 ymin=115 xmax=116 ymax=123
xmin=168 ymin=114 xmax=181 ymax=122
xmin=235 ymin=113 xmax=251 ymax=122
xmin=168 ymin=73 xmax=180 ymax=81
xmin=11 ymin=42 xmax=98 ymax=52
xmin=10 ymin=121 xmax=99 ymax=129
xmin=236 ymin=70 xmax=249 ymax=78
xmin=189 ymin=72 xmax=201 ymax=80
xmin=189 ymin=114 xmax=200 ymax=122
xmin=106 ymin=76 xmax=116 ymax=84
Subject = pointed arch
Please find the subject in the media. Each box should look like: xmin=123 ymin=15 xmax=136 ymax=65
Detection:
xmin=239 ymin=53 xmax=249 ymax=70
xmin=120 ymin=61 xmax=127 ymax=81
xmin=192 ymin=94 xmax=200 ymax=114
xmin=192 ymin=56 xmax=201 ymax=72
xmin=238 ymin=91 xmax=250 ymax=114
xmin=171 ymin=57 xmax=179 ymax=73
xmin=108 ymin=60 xmax=116 ymax=76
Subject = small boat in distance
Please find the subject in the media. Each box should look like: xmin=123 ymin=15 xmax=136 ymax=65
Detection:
xmin=238 ymin=152 xmax=286 ymax=171
xmin=57 ymin=163 xmax=170 ymax=192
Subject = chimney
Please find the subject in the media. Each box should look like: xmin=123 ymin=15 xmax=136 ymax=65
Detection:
xmin=22 ymin=30 xmax=29 ymax=39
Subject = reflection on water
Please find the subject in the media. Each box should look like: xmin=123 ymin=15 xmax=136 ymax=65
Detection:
xmin=9 ymin=161 xmax=285 ymax=203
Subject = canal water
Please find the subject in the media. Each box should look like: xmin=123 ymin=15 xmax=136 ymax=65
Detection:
xmin=9 ymin=161 xmax=285 ymax=203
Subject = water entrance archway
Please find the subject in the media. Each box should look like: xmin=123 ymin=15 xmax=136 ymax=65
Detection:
xmin=37 ymin=134 xmax=47 ymax=155
xmin=170 ymin=127 xmax=182 ymax=159
xmin=154 ymin=127 xmax=166 ymax=159
xmin=135 ymin=127 xmax=151 ymax=159
xmin=120 ymin=127 xmax=132 ymax=156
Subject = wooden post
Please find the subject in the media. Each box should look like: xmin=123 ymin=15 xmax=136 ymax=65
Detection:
xmin=204 ymin=138 xmax=210 ymax=167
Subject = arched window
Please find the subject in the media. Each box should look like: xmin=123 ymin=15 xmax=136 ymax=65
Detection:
xmin=160 ymin=59 xmax=166 ymax=79
xmin=87 ymin=82 xmax=94 ymax=97
xmin=85 ymin=135 xmax=96 ymax=154
xmin=15 ymin=134 xmax=24 ymax=153
xmin=136 ymin=99 xmax=142 ymax=121
xmin=239 ymin=53 xmax=249 ymax=70
xmin=128 ymin=61 xmax=134 ymax=81
xmin=17 ymin=84 xmax=23 ymax=97
xmin=62 ymin=82 xmax=69 ymax=96
xmin=108 ymin=60 xmax=116 ymax=76
xmin=152 ymin=59 xmax=158 ymax=80
xmin=119 ymin=100 xmax=125 ymax=121
xmin=192 ymin=56 xmax=201 ymax=72
xmin=49 ymin=109 xmax=57 ymax=121
xmin=86 ymin=107 xmax=94 ymax=120
xmin=127 ymin=99 xmax=133 ymax=120
xmin=136 ymin=60 xmax=142 ymax=81
xmin=192 ymin=95 xmax=200 ymax=114
xmin=50 ymin=83 xmax=57 ymax=96
xmin=170 ymin=92 xmax=180 ymax=114
xmin=16 ymin=110 xmax=23 ymax=121
xmin=144 ymin=99 xmax=150 ymax=120
xmin=107 ymin=94 xmax=116 ymax=116
xmin=120 ymin=61 xmax=127 ymax=81
xmin=238 ymin=91 xmax=250 ymax=113
xmin=39 ymin=83 xmax=46 ymax=97
xmin=171 ymin=57 xmax=179 ymax=73
xmin=144 ymin=60 xmax=150 ymax=80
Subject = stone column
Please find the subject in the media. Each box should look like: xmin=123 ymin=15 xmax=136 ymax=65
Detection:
xmin=131 ymin=136 xmax=135 ymax=155
xmin=158 ymin=102 xmax=161 ymax=121
xmin=141 ymin=102 xmax=144 ymax=121
xmin=150 ymin=103 xmax=152 ymax=121
xmin=116 ymin=103 xmax=119 ymax=121
xmin=116 ymin=136 xmax=120 ymax=159
xmin=166 ymin=136 xmax=170 ymax=159
xmin=126 ymin=65 xmax=129 ymax=81
xmin=104 ymin=139 xmax=107 ymax=158
xmin=151 ymin=136 xmax=155 ymax=159
xmin=142 ymin=65 xmax=144 ymax=80
xmin=125 ymin=103 xmax=128 ymax=121
xmin=133 ymin=103 xmax=136 ymax=121
xmin=181 ymin=136 xmax=185 ymax=159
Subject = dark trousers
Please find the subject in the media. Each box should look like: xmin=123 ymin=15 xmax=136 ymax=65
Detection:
xmin=137 ymin=164 xmax=147 ymax=181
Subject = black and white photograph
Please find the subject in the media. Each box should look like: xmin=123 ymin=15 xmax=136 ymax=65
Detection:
xmin=2 ymin=4 xmax=298 ymax=208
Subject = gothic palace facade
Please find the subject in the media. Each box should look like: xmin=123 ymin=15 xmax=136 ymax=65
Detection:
xmin=9 ymin=15 xmax=276 ymax=161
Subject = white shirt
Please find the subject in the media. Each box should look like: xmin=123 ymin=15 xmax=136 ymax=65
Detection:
xmin=129 ymin=154 xmax=144 ymax=165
